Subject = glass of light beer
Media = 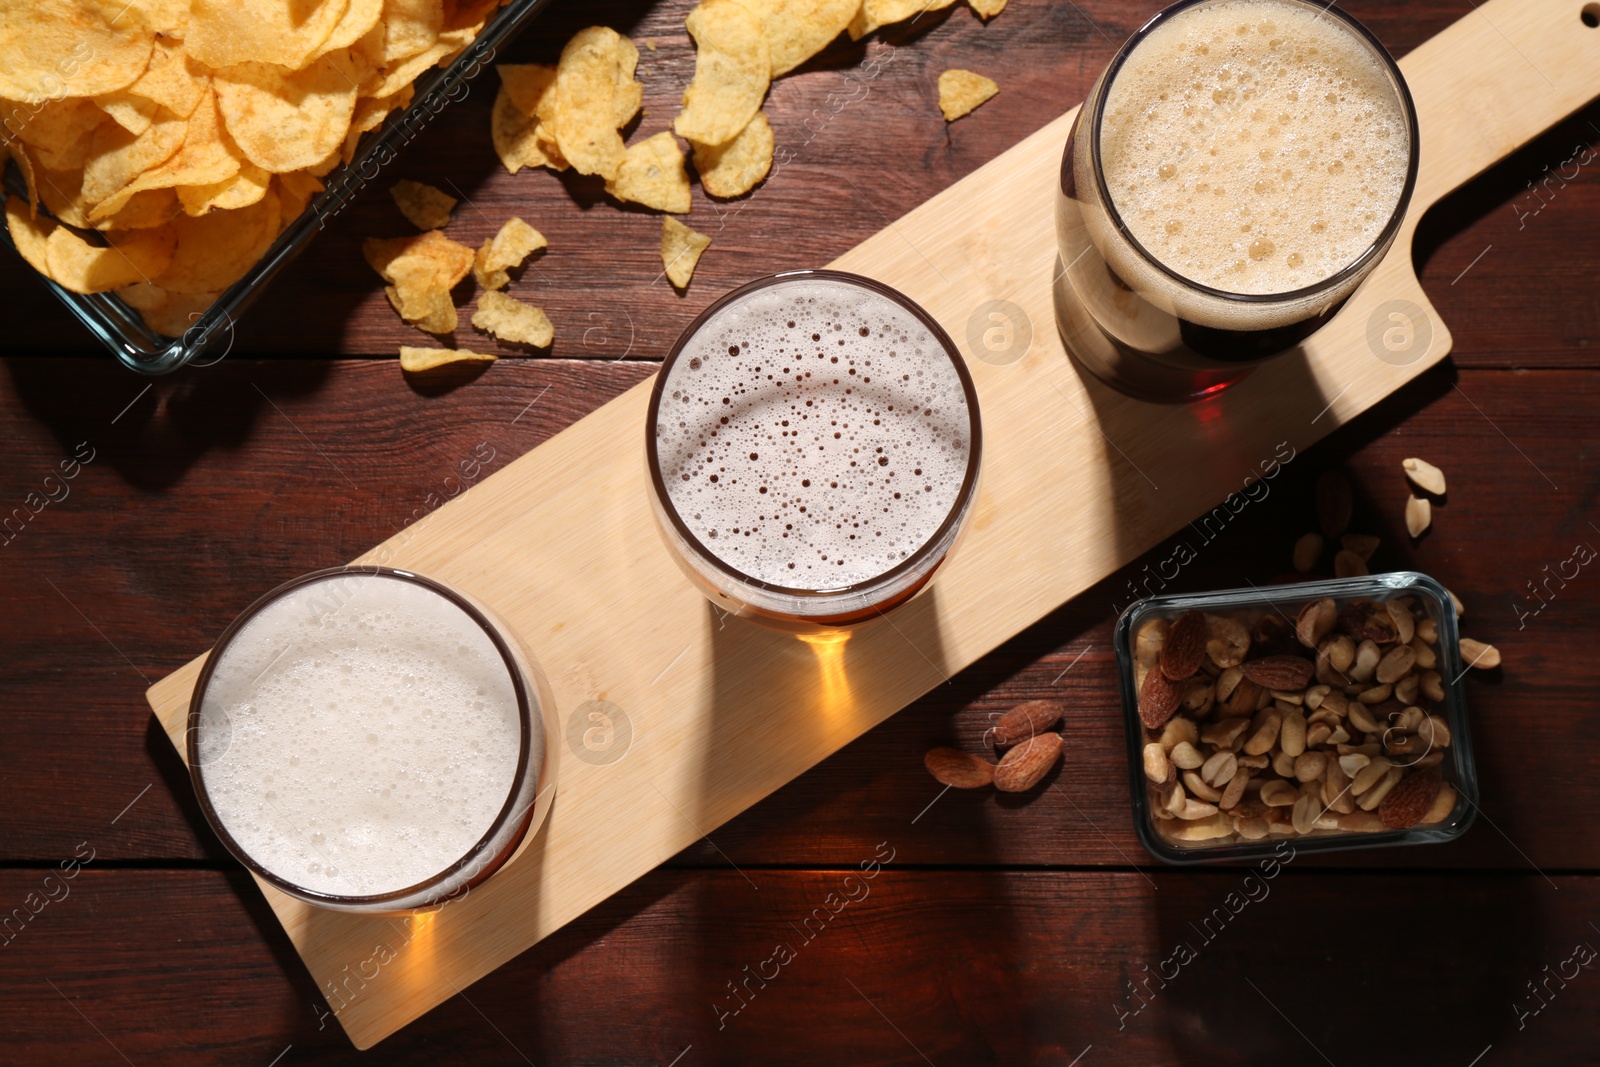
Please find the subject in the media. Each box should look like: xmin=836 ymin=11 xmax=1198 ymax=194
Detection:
xmin=1055 ymin=0 xmax=1420 ymax=400
xmin=646 ymin=270 xmax=983 ymax=631
xmin=187 ymin=567 xmax=558 ymax=914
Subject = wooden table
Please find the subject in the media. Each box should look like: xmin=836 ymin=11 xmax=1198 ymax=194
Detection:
xmin=3 ymin=0 xmax=1598 ymax=1062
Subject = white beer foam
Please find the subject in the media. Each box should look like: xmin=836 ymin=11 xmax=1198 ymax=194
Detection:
xmin=657 ymin=277 xmax=972 ymax=589
xmin=1101 ymin=0 xmax=1410 ymax=295
xmin=197 ymin=574 xmax=521 ymax=897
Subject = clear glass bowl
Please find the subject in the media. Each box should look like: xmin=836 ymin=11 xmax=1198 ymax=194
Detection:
xmin=1114 ymin=572 xmax=1479 ymax=864
xmin=0 ymin=0 xmax=556 ymax=375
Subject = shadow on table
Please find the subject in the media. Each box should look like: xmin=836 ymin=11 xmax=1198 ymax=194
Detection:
xmin=5 ymin=357 xmax=333 ymax=492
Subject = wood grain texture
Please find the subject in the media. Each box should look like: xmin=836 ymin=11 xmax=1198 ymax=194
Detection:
xmin=3 ymin=868 xmax=1598 ymax=1066
xmin=0 ymin=0 xmax=1596 ymax=365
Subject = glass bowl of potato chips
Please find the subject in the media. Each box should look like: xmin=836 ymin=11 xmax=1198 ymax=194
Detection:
xmin=0 ymin=0 xmax=555 ymax=373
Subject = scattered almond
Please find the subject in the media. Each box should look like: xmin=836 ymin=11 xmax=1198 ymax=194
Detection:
xmin=1404 ymin=494 xmax=1432 ymax=538
xmin=992 ymin=699 xmax=1063 ymax=747
xmin=1402 ymin=457 xmax=1447 ymax=496
xmin=994 ymin=732 xmax=1062 ymax=793
xmin=924 ymin=747 xmax=995 ymax=789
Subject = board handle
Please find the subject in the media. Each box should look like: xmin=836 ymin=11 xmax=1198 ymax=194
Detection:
xmin=1400 ymin=0 xmax=1600 ymax=215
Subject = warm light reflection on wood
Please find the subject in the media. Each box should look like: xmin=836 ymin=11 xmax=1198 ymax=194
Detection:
xmin=798 ymin=630 xmax=852 ymax=715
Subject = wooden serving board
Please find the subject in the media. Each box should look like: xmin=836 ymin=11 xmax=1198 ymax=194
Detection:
xmin=145 ymin=0 xmax=1600 ymax=1048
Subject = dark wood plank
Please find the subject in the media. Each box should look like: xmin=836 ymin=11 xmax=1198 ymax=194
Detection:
xmin=1 ymin=868 xmax=1596 ymax=1064
xmin=3 ymin=359 xmax=1597 ymax=871
xmin=0 ymin=0 xmax=1594 ymax=366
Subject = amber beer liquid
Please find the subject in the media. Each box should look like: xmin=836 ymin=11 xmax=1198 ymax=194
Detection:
xmin=1055 ymin=0 xmax=1419 ymax=400
xmin=646 ymin=271 xmax=982 ymax=630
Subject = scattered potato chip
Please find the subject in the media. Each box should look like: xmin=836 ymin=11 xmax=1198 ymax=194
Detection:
xmin=968 ymin=0 xmax=1007 ymax=19
xmin=660 ymin=216 xmax=711 ymax=289
xmin=117 ymin=281 xmax=219 ymax=336
xmin=675 ymin=0 xmax=771 ymax=147
xmin=737 ymin=0 xmax=858 ymax=77
xmin=849 ymin=0 xmax=958 ymax=40
xmin=214 ymin=51 xmax=364 ymax=174
xmin=390 ymin=179 xmax=457 ymax=230
xmin=691 ymin=111 xmax=772 ymax=199
xmin=45 ymin=223 xmax=178 ymax=293
xmin=547 ymin=27 xmax=640 ymax=179
xmin=400 ymin=345 xmax=496 ymax=372
xmin=153 ymin=189 xmax=281 ymax=293
xmin=472 ymin=290 xmax=553 ymax=347
xmin=490 ymin=86 xmax=565 ymax=174
xmin=386 ymin=283 xmax=457 ymax=333
xmin=497 ymin=64 xmax=557 ymax=117
xmin=0 ymin=0 xmax=155 ymax=101
xmin=472 ymin=216 xmax=545 ymax=289
xmin=938 ymin=69 xmax=999 ymax=122
xmin=342 ymin=87 xmax=413 ymax=164
xmin=5 ymin=196 xmax=55 ymax=277
xmin=606 ymin=131 xmax=691 ymax=213
xmin=187 ymin=0 xmax=352 ymax=71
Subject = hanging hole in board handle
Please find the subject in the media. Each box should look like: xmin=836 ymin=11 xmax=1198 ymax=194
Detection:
xmin=1584 ymin=3 xmax=1600 ymax=28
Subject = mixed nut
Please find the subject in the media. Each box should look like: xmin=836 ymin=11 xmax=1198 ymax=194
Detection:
xmin=1134 ymin=593 xmax=1467 ymax=848
xmin=925 ymin=700 xmax=1065 ymax=795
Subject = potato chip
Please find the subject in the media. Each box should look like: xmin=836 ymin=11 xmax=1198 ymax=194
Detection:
xmin=45 ymin=222 xmax=177 ymax=293
xmin=691 ymin=110 xmax=772 ymax=198
xmin=736 ymin=0 xmax=857 ymax=77
xmin=274 ymin=172 xmax=322 ymax=224
xmin=390 ymin=178 xmax=456 ymax=230
xmin=129 ymin=0 xmax=192 ymax=37
xmin=97 ymin=187 xmax=183 ymax=229
xmin=80 ymin=112 xmax=188 ymax=207
xmin=968 ymin=0 xmax=1007 ymax=19
xmin=547 ymin=27 xmax=639 ymax=180
xmin=97 ymin=38 xmax=208 ymax=125
xmin=606 ymin=131 xmax=691 ymax=213
xmin=675 ymin=0 xmax=770 ymax=148
xmin=117 ymin=282 xmax=221 ymax=336
xmin=660 ymin=216 xmax=710 ymax=289
xmin=364 ymin=229 xmax=474 ymax=291
xmin=316 ymin=0 xmax=385 ymax=57
xmin=11 ymin=100 xmax=108 ymax=171
xmin=363 ymin=34 xmax=459 ymax=99
xmin=382 ymin=0 xmax=444 ymax=63
xmin=490 ymin=85 xmax=563 ymax=174
xmin=188 ymin=0 xmax=351 ymax=71
xmin=386 ymin=284 xmax=456 ymax=332
xmin=7 ymin=143 xmax=39 ymax=213
xmin=215 ymin=52 xmax=363 ymax=173
xmin=153 ymin=187 xmax=280 ymax=292
xmin=399 ymin=345 xmax=496 ymax=372
xmin=5 ymin=196 xmax=55 ymax=276
xmin=937 ymin=69 xmax=998 ymax=122
xmin=341 ymin=86 xmax=411 ymax=163
xmin=94 ymin=94 xmax=162 ymax=138
xmin=472 ymin=290 xmax=552 ymax=347
xmin=0 ymin=0 xmax=155 ymax=102
xmin=91 ymin=87 xmax=239 ymax=220
xmin=496 ymin=64 xmax=555 ymax=117
xmin=178 ymin=162 xmax=271 ymax=215
xmin=472 ymin=215 xmax=544 ymax=289
xmin=36 ymin=162 xmax=91 ymax=227
xmin=442 ymin=0 xmax=502 ymax=32
xmin=848 ymin=0 xmax=958 ymax=40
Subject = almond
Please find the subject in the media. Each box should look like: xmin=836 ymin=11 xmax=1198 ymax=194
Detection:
xmin=1239 ymin=655 xmax=1314 ymax=691
xmin=1138 ymin=667 xmax=1182 ymax=730
xmin=924 ymin=747 xmax=995 ymax=789
xmin=993 ymin=732 xmax=1062 ymax=793
xmin=1161 ymin=610 xmax=1208 ymax=681
xmin=1402 ymin=457 xmax=1447 ymax=496
xmin=1378 ymin=769 xmax=1441 ymax=828
xmin=992 ymin=699 xmax=1063 ymax=747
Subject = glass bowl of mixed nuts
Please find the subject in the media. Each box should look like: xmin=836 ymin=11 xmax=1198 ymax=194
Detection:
xmin=1115 ymin=572 xmax=1479 ymax=863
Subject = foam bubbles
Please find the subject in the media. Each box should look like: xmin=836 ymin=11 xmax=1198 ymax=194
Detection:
xmin=656 ymin=278 xmax=972 ymax=589
xmin=1100 ymin=0 xmax=1410 ymax=295
xmin=196 ymin=574 xmax=521 ymax=897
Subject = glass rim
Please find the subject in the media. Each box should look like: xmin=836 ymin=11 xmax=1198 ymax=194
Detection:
xmin=1088 ymin=0 xmax=1422 ymax=306
xmin=645 ymin=269 xmax=984 ymax=603
xmin=186 ymin=565 xmax=538 ymax=907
